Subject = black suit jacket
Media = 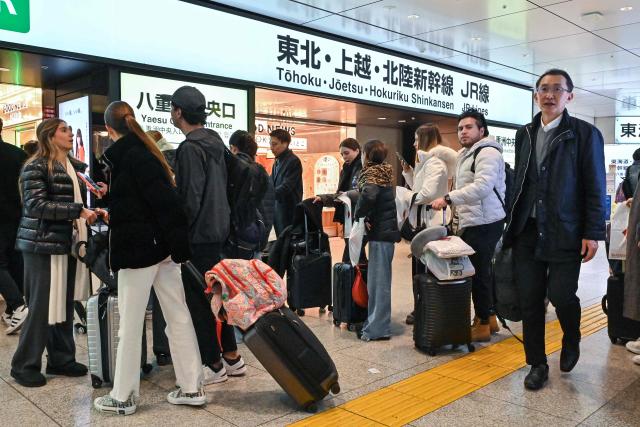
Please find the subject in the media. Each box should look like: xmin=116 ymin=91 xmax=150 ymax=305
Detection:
xmin=271 ymin=149 xmax=302 ymax=235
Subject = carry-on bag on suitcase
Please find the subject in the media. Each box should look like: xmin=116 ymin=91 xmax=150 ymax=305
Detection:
xmin=602 ymin=273 xmax=640 ymax=344
xmin=287 ymin=214 xmax=332 ymax=312
xmin=87 ymin=287 xmax=153 ymax=388
xmin=332 ymin=263 xmax=368 ymax=331
xmin=244 ymin=307 xmax=340 ymax=412
xmin=413 ymin=272 xmax=474 ymax=355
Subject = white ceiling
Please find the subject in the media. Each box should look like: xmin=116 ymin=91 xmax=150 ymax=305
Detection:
xmin=211 ymin=0 xmax=640 ymax=120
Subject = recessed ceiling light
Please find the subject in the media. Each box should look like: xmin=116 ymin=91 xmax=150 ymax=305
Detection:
xmin=377 ymin=117 xmax=387 ymax=120
xmin=407 ymin=14 xmax=419 ymax=19
xmin=471 ymin=36 xmax=482 ymax=41
xmin=620 ymin=6 xmax=633 ymax=11
xmin=0 ymin=67 xmax=9 ymax=72
xmin=411 ymin=117 xmax=415 ymax=120
xmin=398 ymin=120 xmax=407 ymax=123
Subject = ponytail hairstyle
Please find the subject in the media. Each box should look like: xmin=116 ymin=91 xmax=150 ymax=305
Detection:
xmin=25 ymin=118 xmax=66 ymax=176
xmin=104 ymin=101 xmax=175 ymax=186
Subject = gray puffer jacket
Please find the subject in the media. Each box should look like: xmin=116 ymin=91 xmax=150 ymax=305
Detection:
xmin=449 ymin=136 xmax=506 ymax=229
xmin=175 ymin=128 xmax=230 ymax=245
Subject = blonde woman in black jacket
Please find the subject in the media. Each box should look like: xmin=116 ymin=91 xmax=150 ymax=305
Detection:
xmin=11 ymin=118 xmax=97 ymax=388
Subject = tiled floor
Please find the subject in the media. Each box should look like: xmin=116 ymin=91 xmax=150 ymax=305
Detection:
xmin=0 ymin=239 xmax=637 ymax=426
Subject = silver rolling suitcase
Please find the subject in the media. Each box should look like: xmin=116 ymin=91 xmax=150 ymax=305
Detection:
xmin=87 ymin=287 xmax=152 ymax=388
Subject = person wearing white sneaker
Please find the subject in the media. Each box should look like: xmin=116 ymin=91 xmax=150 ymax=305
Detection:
xmin=93 ymin=103 xmax=204 ymax=416
xmin=223 ymin=355 xmax=247 ymax=377
xmin=5 ymin=304 xmax=28 ymax=335
xmin=625 ymin=339 xmax=640 ymax=355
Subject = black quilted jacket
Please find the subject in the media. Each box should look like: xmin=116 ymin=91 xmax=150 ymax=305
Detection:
xmin=15 ymin=157 xmax=86 ymax=255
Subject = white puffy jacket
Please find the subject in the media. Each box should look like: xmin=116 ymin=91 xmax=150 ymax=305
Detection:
xmin=402 ymin=145 xmax=458 ymax=227
xmin=449 ymin=136 xmax=506 ymax=229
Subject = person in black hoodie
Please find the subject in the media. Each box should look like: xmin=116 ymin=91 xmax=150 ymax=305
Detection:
xmin=270 ymin=128 xmax=303 ymax=236
xmin=11 ymin=118 xmax=97 ymax=387
xmin=314 ymin=137 xmax=363 ymax=262
xmin=354 ymin=140 xmax=400 ymax=341
xmin=93 ymin=102 xmax=205 ymax=415
xmin=0 ymin=121 xmax=29 ymax=335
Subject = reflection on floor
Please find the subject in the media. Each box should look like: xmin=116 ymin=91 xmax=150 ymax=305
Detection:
xmin=0 ymin=239 xmax=637 ymax=427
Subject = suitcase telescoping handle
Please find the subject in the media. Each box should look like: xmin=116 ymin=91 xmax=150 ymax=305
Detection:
xmin=302 ymin=212 xmax=323 ymax=256
xmin=423 ymin=205 xmax=447 ymax=227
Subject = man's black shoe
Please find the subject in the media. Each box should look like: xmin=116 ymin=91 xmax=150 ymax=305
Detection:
xmin=156 ymin=353 xmax=172 ymax=366
xmin=524 ymin=364 xmax=549 ymax=390
xmin=560 ymin=341 xmax=580 ymax=372
xmin=11 ymin=369 xmax=46 ymax=387
xmin=46 ymin=361 xmax=88 ymax=377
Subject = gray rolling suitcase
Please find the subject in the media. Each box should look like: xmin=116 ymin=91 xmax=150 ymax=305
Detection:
xmin=87 ymin=287 xmax=152 ymax=388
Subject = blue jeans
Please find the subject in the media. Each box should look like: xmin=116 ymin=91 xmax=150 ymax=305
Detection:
xmin=361 ymin=241 xmax=395 ymax=340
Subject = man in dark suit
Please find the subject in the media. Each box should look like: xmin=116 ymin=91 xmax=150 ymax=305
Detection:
xmin=0 ymin=118 xmax=29 ymax=334
xmin=270 ymin=129 xmax=302 ymax=236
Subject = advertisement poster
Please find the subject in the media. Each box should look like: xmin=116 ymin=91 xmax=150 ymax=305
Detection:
xmin=121 ymin=73 xmax=248 ymax=146
xmin=489 ymin=125 xmax=517 ymax=167
xmin=59 ymin=96 xmax=91 ymax=200
xmin=314 ymin=155 xmax=340 ymax=195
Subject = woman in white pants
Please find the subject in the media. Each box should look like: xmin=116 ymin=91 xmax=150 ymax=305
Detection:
xmin=93 ymin=101 xmax=204 ymax=415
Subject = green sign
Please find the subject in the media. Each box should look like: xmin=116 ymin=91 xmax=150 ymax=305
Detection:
xmin=0 ymin=0 xmax=29 ymax=33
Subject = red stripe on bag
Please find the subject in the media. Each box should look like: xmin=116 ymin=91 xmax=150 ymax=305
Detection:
xmin=250 ymin=260 xmax=282 ymax=297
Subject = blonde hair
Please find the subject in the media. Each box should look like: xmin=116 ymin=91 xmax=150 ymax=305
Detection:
xmin=25 ymin=118 xmax=66 ymax=176
xmin=104 ymin=101 xmax=175 ymax=186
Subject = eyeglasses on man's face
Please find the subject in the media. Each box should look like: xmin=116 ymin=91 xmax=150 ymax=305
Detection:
xmin=535 ymin=86 xmax=571 ymax=95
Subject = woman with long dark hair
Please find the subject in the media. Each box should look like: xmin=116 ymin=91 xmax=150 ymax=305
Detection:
xmin=93 ymin=101 xmax=204 ymax=415
xmin=11 ymin=118 xmax=97 ymax=387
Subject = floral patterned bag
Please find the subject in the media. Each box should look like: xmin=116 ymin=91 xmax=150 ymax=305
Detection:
xmin=208 ymin=259 xmax=287 ymax=331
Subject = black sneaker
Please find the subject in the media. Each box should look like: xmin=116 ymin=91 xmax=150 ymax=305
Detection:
xmin=11 ymin=369 xmax=46 ymax=387
xmin=524 ymin=364 xmax=549 ymax=390
xmin=46 ymin=361 xmax=88 ymax=377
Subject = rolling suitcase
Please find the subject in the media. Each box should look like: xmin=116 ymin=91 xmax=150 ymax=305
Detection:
xmin=413 ymin=272 xmax=474 ymax=356
xmin=332 ymin=263 xmax=367 ymax=331
xmin=287 ymin=215 xmax=332 ymax=312
xmin=244 ymin=307 xmax=340 ymax=412
xmin=602 ymin=273 xmax=640 ymax=344
xmin=87 ymin=287 xmax=153 ymax=389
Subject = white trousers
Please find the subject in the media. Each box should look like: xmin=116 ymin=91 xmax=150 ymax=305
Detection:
xmin=110 ymin=257 xmax=203 ymax=401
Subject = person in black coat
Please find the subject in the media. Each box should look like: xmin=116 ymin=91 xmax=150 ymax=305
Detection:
xmin=504 ymin=69 xmax=606 ymax=391
xmin=11 ymin=118 xmax=98 ymax=388
xmin=315 ymin=137 xmax=364 ymax=262
xmin=0 ymin=125 xmax=29 ymax=334
xmin=270 ymin=129 xmax=302 ymax=236
xmin=93 ymin=101 xmax=205 ymax=415
xmin=354 ymin=140 xmax=400 ymax=342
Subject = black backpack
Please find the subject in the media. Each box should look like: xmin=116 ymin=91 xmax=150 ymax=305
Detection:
xmin=471 ymin=146 xmax=514 ymax=214
xmin=224 ymin=149 xmax=270 ymax=232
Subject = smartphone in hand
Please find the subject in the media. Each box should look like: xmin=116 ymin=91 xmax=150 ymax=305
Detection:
xmin=395 ymin=151 xmax=408 ymax=165
xmin=77 ymin=172 xmax=102 ymax=197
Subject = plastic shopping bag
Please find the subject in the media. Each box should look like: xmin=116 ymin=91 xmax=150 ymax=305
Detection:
xmin=422 ymin=251 xmax=475 ymax=281
xmin=425 ymin=236 xmax=475 ymax=258
xmin=609 ymin=203 xmax=630 ymax=260
xmin=349 ymin=219 xmax=366 ymax=266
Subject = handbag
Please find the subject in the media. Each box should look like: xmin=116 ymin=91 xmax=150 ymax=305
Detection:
xmin=492 ymin=239 xmax=521 ymax=322
xmin=75 ymin=223 xmax=116 ymax=290
xmin=352 ymin=264 xmax=368 ymax=308
xmin=400 ymin=193 xmax=428 ymax=241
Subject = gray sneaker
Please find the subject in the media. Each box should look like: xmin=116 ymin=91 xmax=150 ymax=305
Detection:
xmin=167 ymin=387 xmax=206 ymax=406
xmin=93 ymin=394 xmax=137 ymax=415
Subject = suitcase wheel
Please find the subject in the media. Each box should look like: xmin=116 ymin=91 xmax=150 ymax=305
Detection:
xmin=74 ymin=323 xmax=87 ymax=334
xmin=305 ymin=402 xmax=318 ymax=413
xmin=347 ymin=323 xmax=357 ymax=332
xmin=319 ymin=307 xmax=326 ymax=314
xmin=328 ymin=305 xmax=333 ymax=312
xmin=609 ymin=335 xmax=618 ymax=344
xmin=91 ymin=375 xmax=103 ymax=389
xmin=467 ymin=343 xmax=475 ymax=353
xmin=142 ymin=363 xmax=153 ymax=374
xmin=296 ymin=309 xmax=305 ymax=317
xmin=333 ymin=319 xmax=341 ymax=327
xmin=330 ymin=382 xmax=341 ymax=395
xmin=428 ymin=349 xmax=437 ymax=357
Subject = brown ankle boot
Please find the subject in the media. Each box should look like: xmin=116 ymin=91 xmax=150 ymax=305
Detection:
xmin=489 ymin=314 xmax=500 ymax=334
xmin=471 ymin=321 xmax=491 ymax=342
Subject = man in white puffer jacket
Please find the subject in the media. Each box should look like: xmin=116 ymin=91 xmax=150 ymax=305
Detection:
xmin=432 ymin=109 xmax=506 ymax=342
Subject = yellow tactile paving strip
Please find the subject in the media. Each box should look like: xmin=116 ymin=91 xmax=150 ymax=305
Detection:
xmin=290 ymin=303 xmax=607 ymax=427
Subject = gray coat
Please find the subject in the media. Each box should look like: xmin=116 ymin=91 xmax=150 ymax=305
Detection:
xmin=623 ymin=188 xmax=640 ymax=320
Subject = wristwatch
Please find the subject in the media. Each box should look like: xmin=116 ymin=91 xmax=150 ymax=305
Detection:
xmin=444 ymin=194 xmax=452 ymax=205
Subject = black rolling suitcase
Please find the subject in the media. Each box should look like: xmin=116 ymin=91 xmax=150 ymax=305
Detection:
xmin=87 ymin=287 xmax=153 ymax=388
xmin=244 ymin=307 xmax=340 ymax=412
xmin=332 ymin=263 xmax=367 ymax=331
xmin=413 ymin=273 xmax=474 ymax=355
xmin=602 ymin=273 xmax=640 ymax=344
xmin=287 ymin=215 xmax=332 ymax=312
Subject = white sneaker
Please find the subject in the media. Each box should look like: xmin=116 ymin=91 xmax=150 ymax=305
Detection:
xmin=167 ymin=387 xmax=206 ymax=406
xmin=202 ymin=364 xmax=227 ymax=385
xmin=222 ymin=356 xmax=247 ymax=377
xmin=6 ymin=305 xmax=28 ymax=335
xmin=93 ymin=394 xmax=137 ymax=415
xmin=633 ymin=355 xmax=640 ymax=365
xmin=626 ymin=340 xmax=640 ymax=355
